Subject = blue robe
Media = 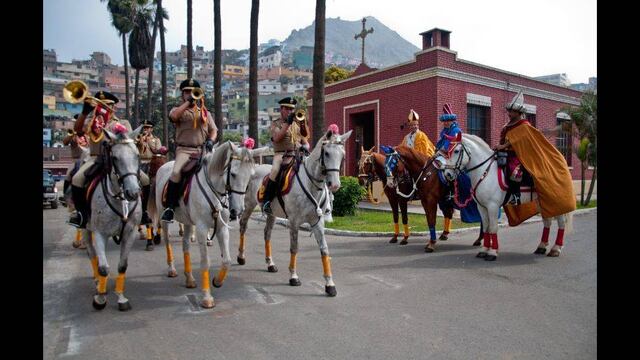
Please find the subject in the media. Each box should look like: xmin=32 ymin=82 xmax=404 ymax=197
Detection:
xmin=436 ymin=122 xmax=462 ymax=151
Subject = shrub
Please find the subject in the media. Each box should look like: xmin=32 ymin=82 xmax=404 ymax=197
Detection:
xmin=332 ymin=176 xmax=366 ymax=216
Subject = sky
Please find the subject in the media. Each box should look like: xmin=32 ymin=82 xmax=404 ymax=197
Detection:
xmin=43 ymin=0 xmax=597 ymax=84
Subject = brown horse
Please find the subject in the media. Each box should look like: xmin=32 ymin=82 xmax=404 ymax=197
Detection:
xmin=358 ymin=146 xmax=413 ymax=244
xmin=388 ymin=145 xmax=483 ymax=252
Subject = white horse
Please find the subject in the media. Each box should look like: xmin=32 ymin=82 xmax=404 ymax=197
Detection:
xmin=154 ymin=141 xmax=269 ymax=308
xmin=237 ymin=129 xmax=352 ymax=297
xmin=441 ymin=134 xmax=573 ymax=261
xmin=80 ymin=126 xmax=143 ymax=311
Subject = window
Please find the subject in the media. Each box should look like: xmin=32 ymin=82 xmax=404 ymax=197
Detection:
xmin=556 ymin=118 xmax=572 ymax=166
xmin=466 ymin=104 xmax=489 ymax=142
xmin=526 ymin=113 xmax=536 ymax=127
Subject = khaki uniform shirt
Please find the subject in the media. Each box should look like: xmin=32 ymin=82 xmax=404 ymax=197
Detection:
xmin=171 ymin=106 xmax=216 ymax=148
xmin=271 ymin=118 xmax=296 ymax=153
xmin=84 ymin=117 xmax=132 ymax=156
xmin=138 ymin=134 xmax=162 ymax=161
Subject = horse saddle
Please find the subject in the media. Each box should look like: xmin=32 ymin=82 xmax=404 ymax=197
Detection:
xmin=257 ymin=159 xmax=297 ymax=203
xmin=161 ymin=153 xmax=202 ymax=207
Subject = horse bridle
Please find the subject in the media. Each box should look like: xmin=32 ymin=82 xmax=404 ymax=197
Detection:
xmin=224 ymin=155 xmax=247 ymax=195
xmin=383 ymin=150 xmax=436 ymax=199
xmin=357 ymin=152 xmax=379 ymax=186
xmin=105 ymin=140 xmax=141 ymax=189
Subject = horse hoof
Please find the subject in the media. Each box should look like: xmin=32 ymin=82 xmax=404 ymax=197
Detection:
xmin=168 ymin=269 xmax=178 ymax=278
xmin=201 ymin=298 xmax=215 ymax=309
xmin=237 ymin=257 xmax=246 ymax=265
xmin=145 ymin=244 xmax=154 ymax=251
xmin=534 ymin=247 xmax=547 ymax=255
xmin=206 ymin=240 xmax=213 ymax=247
xmin=112 ymin=236 xmax=121 ymax=245
xmin=547 ymin=249 xmax=561 ymax=257
xmin=389 ymin=238 xmax=398 ymax=244
xmin=78 ymin=242 xmax=87 ymax=249
xmin=472 ymin=239 xmax=482 ymax=246
xmin=289 ymin=278 xmax=301 ymax=286
xmin=476 ymin=252 xmax=487 ymax=258
xmin=118 ymin=301 xmax=132 ymax=311
xmin=212 ymin=277 xmax=223 ymax=288
xmin=186 ymin=279 xmax=197 ymax=289
xmin=153 ymin=234 xmax=161 ymax=245
xmin=439 ymin=235 xmax=448 ymax=241
xmin=72 ymin=240 xmax=81 ymax=249
xmin=267 ymin=265 xmax=278 ymax=273
xmin=425 ymin=246 xmax=434 ymax=253
xmin=178 ymin=229 xmax=184 ymax=236
xmin=484 ymin=255 xmax=497 ymax=261
xmin=92 ymin=298 xmax=107 ymax=310
xmin=325 ymin=285 xmax=337 ymax=297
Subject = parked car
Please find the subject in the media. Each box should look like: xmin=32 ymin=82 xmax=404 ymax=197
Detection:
xmin=43 ymin=169 xmax=59 ymax=209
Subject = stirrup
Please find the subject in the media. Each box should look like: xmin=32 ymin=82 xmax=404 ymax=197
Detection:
xmin=509 ymin=194 xmax=521 ymax=206
xmin=161 ymin=208 xmax=175 ymax=222
xmin=68 ymin=212 xmax=85 ymax=229
xmin=262 ymin=201 xmax=273 ymax=215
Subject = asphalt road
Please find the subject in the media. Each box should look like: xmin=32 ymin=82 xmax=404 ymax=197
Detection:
xmin=44 ymin=207 xmax=596 ymax=360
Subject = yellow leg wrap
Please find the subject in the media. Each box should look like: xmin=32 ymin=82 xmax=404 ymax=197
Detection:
xmin=239 ymin=234 xmax=245 ymax=252
xmin=321 ymin=255 xmax=332 ymax=277
xmin=97 ymin=275 xmax=108 ymax=294
xmin=158 ymin=227 xmax=162 ymax=235
xmin=403 ymin=224 xmax=410 ymax=237
xmin=184 ymin=252 xmax=192 ymax=274
xmin=444 ymin=218 xmax=451 ymax=233
xmin=75 ymin=229 xmax=82 ymax=242
xmin=91 ymin=232 xmax=95 ymax=246
xmin=146 ymin=227 xmax=153 ymax=240
xmin=165 ymin=242 xmax=174 ymax=265
xmin=201 ymin=270 xmax=210 ymax=291
xmin=91 ymin=256 xmax=99 ymax=279
xmin=115 ymin=273 xmax=126 ymax=294
xmin=265 ymin=240 xmax=272 ymax=258
xmin=216 ymin=267 xmax=228 ymax=284
xmin=289 ymin=253 xmax=297 ymax=270
xmin=393 ymin=223 xmax=399 ymax=235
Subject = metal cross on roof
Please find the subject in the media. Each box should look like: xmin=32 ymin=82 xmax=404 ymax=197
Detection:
xmin=354 ymin=17 xmax=374 ymax=65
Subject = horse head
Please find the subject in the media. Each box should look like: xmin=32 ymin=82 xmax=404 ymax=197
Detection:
xmin=357 ymin=145 xmax=377 ymax=186
xmin=313 ymin=129 xmax=353 ymax=193
xmin=226 ymin=145 xmax=271 ymax=221
xmin=441 ymin=134 xmax=491 ymax=182
xmin=103 ymin=125 xmax=142 ymax=201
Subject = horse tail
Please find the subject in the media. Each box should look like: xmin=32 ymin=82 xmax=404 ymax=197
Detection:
xmin=563 ymin=211 xmax=574 ymax=234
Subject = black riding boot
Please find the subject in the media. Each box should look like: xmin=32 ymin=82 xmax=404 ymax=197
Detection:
xmin=161 ymin=180 xmax=180 ymax=222
xmin=262 ymin=179 xmax=278 ymax=215
xmin=508 ymin=181 xmax=522 ymax=205
xmin=69 ymin=185 xmax=88 ymax=228
xmin=140 ymin=184 xmax=152 ymax=225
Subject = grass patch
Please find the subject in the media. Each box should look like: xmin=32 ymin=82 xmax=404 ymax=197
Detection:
xmin=326 ymin=209 xmax=478 ymax=232
xmin=576 ymin=199 xmax=597 ymax=209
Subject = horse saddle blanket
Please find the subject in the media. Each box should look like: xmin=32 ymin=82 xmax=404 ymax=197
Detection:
xmin=161 ymin=173 xmax=195 ymax=207
xmin=149 ymin=155 xmax=167 ymax=178
xmin=257 ymin=162 xmax=296 ymax=203
xmin=85 ymin=174 xmax=105 ymax=203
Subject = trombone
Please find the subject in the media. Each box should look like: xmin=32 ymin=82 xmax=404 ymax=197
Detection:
xmin=63 ymin=80 xmax=120 ymax=120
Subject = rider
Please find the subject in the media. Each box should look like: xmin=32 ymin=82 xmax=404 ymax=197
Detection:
xmin=136 ymin=120 xmax=164 ymax=224
xmin=400 ymin=109 xmax=435 ymax=157
xmin=62 ymin=114 xmax=88 ymax=199
xmin=261 ymin=97 xmax=309 ymax=215
xmin=433 ymin=103 xmax=463 ymax=197
xmin=161 ymin=78 xmax=217 ymax=222
xmin=68 ymin=91 xmax=138 ymax=228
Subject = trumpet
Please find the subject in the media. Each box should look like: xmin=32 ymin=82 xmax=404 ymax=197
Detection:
xmin=294 ymin=109 xmax=306 ymax=124
xmin=63 ymin=80 xmax=120 ymax=120
xmin=191 ymin=87 xmax=204 ymax=100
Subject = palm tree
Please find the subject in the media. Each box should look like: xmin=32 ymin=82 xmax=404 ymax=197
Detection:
xmin=145 ymin=1 xmax=168 ymax=126
xmin=214 ymin=0 xmax=223 ymax=143
xmin=102 ymin=0 xmax=135 ymax=119
xmin=187 ymin=0 xmax=193 ymax=78
xmin=158 ymin=0 xmax=169 ymax=147
xmin=128 ymin=2 xmax=153 ymax=127
xmin=248 ymin=0 xmax=259 ymax=143
xmin=312 ymin=0 xmax=326 ymax=146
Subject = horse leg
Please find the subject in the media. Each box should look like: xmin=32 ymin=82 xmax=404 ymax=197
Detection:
xmin=310 ymin=222 xmax=336 ymax=297
xmin=145 ymin=224 xmax=154 ymax=251
xmin=237 ymin=210 xmax=250 ymax=265
xmin=84 ymin=230 xmax=99 ymax=286
xmin=548 ymin=215 xmax=566 ymax=257
xmin=473 ymin=221 xmax=484 ymax=246
xmin=178 ymin=222 xmax=184 ymax=236
xmin=212 ymin=219 xmax=232 ymax=288
xmin=72 ymin=228 xmax=84 ymax=248
xmin=163 ymin=221 xmax=177 ymax=277
xmin=424 ymin=198 xmax=438 ymax=253
xmin=484 ymin=205 xmax=501 ymax=261
xmin=153 ymin=220 xmax=162 ymax=245
xmin=476 ymin=208 xmax=490 ymax=258
xmin=439 ymin=205 xmax=453 ymax=241
xmin=399 ymin=199 xmax=410 ymax=245
xmin=388 ymin=191 xmax=399 ymax=243
xmin=195 ymin=224 xmax=215 ymax=308
xmin=264 ymin=215 xmax=278 ymax=273
xmin=534 ymin=218 xmax=552 ymax=255
xmin=91 ymin=231 xmax=109 ymax=310
xmin=114 ymin=223 xmax=137 ymax=311
xmin=182 ymin=224 xmax=197 ymax=288
xmin=288 ymin=226 xmax=301 ymax=286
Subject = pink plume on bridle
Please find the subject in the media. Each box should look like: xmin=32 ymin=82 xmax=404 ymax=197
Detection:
xmin=243 ymin=137 xmax=255 ymax=149
xmin=112 ymin=123 xmax=127 ymax=135
xmin=328 ymin=123 xmax=339 ymax=134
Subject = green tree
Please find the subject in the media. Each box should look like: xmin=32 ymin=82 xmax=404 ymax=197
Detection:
xmin=145 ymin=1 xmax=168 ymax=128
xmin=259 ymin=129 xmax=271 ymax=146
xmin=128 ymin=0 xmax=154 ymax=127
xmin=324 ymin=65 xmax=352 ymax=84
xmin=157 ymin=0 xmax=169 ymax=145
xmin=223 ymin=132 xmax=243 ymax=143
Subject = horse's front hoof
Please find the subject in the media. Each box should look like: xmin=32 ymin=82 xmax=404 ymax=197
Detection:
xmin=168 ymin=269 xmax=178 ymax=278
xmin=289 ymin=278 xmax=301 ymax=286
xmin=534 ymin=247 xmax=547 ymax=255
xmin=72 ymin=240 xmax=81 ymax=249
xmin=145 ymin=244 xmax=154 ymax=251
xmin=212 ymin=277 xmax=223 ymax=288
xmin=425 ymin=244 xmax=435 ymax=253
xmin=118 ymin=301 xmax=132 ymax=311
xmin=389 ymin=237 xmax=398 ymax=243
xmin=186 ymin=278 xmax=197 ymax=288
xmin=476 ymin=251 xmax=487 ymax=258
xmin=237 ymin=256 xmax=246 ymax=265
xmin=439 ymin=234 xmax=448 ymax=241
xmin=325 ymin=285 xmax=337 ymax=297
xmin=92 ymin=298 xmax=107 ymax=310
xmin=153 ymin=234 xmax=161 ymax=245
xmin=484 ymin=255 xmax=497 ymax=261
xmin=547 ymin=249 xmax=561 ymax=257
xmin=112 ymin=236 xmax=121 ymax=245
xmin=267 ymin=265 xmax=278 ymax=273
xmin=201 ymin=298 xmax=215 ymax=309
xmin=472 ymin=239 xmax=482 ymax=246
xmin=399 ymin=238 xmax=408 ymax=245
xmin=206 ymin=240 xmax=213 ymax=247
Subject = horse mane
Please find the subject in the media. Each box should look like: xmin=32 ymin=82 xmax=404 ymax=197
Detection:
xmin=395 ymin=145 xmax=429 ymax=170
xmin=463 ymin=134 xmax=493 ymax=154
xmin=206 ymin=141 xmax=232 ymax=174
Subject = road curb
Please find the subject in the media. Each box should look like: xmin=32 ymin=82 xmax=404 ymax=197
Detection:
xmin=249 ymin=207 xmax=596 ymax=237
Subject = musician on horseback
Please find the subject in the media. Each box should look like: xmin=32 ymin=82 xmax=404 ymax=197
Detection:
xmin=136 ymin=119 xmax=165 ymax=225
xmin=63 ymin=114 xmax=88 ymax=199
xmin=69 ymin=91 xmax=139 ymax=228
xmin=161 ymin=78 xmax=217 ymax=222
xmin=261 ymin=97 xmax=309 ymax=215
